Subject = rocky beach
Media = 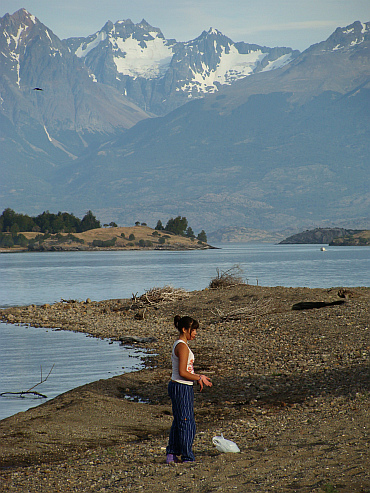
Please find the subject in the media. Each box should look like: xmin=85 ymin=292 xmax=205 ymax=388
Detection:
xmin=0 ymin=284 xmax=369 ymax=492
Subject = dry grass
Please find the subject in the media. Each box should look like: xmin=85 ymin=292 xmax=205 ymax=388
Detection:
xmin=16 ymin=227 xmax=201 ymax=250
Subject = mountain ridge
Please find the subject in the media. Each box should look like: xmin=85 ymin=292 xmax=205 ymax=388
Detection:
xmin=65 ymin=18 xmax=299 ymax=115
xmin=0 ymin=9 xmax=369 ymax=231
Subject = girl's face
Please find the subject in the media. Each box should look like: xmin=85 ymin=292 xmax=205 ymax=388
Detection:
xmin=185 ymin=328 xmax=197 ymax=341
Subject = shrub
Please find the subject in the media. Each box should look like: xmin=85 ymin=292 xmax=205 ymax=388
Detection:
xmin=209 ymin=265 xmax=245 ymax=289
xmin=13 ymin=233 xmax=28 ymax=247
xmin=0 ymin=233 xmax=14 ymax=247
xmin=92 ymin=237 xmax=117 ymax=247
xmin=158 ymin=237 xmax=166 ymax=244
xmin=129 ymin=234 xmax=135 ymax=241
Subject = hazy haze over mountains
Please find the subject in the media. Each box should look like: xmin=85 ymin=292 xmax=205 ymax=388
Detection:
xmin=0 ymin=9 xmax=369 ymax=233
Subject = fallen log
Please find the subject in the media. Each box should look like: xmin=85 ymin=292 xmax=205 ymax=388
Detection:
xmin=292 ymin=300 xmax=346 ymax=310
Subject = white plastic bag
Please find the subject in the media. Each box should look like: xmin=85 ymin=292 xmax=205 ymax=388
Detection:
xmin=212 ymin=433 xmax=240 ymax=453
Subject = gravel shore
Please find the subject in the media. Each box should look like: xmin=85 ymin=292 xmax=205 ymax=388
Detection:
xmin=0 ymin=284 xmax=369 ymax=492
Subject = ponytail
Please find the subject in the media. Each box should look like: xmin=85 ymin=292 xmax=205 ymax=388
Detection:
xmin=174 ymin=315 xmax=199 ymax=333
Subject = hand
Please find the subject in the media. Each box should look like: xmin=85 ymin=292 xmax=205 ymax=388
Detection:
xmin=198 ymin=374 xmax=212 ymax=392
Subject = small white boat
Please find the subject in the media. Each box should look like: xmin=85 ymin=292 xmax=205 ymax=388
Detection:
xmin=320 ymin=247 xmax=326 ymax=251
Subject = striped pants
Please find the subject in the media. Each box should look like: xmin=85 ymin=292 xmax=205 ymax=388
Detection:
xmin=166 ymin=380 xmax=196 ymax=462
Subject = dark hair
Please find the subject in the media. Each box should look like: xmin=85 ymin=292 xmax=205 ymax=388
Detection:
xmin=174 ymin=315 xmax=199 ymax=334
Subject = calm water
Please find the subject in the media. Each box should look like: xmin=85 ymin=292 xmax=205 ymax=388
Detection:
xmin=1 ymin=244 xmax=369 ymax=307
xmin=0 ymin=243 xmax=368 ymax=420
xmin=0 ymin=323 xmax=145 ymax=420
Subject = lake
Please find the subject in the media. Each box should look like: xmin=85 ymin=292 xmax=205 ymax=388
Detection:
xmin=1 ymin=243 xmax=369 ymax=307
xmin=0 ymin=243 xmax=368 ymax=420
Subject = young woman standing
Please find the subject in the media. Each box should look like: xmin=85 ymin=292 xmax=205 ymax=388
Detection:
xmin=166 ymin=315 xmax=212 ymax=464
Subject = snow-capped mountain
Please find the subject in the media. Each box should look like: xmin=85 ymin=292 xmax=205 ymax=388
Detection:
xmin=66 ymin=21 xmax=299 ymax=115
xmin=57 ymin=20 xmax=370 ymax=230
xmin=0 ymin=9 xmax=148 ymax=138
xmin=1 ymin=11 xmax=369 ymax=231
xmin=308 ymin=20 xmax=370 ymax=52
xmin=0 ymin=8 xmax=149 ymax=211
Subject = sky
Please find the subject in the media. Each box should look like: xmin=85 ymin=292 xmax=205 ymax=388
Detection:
xmin=1 ymin=0 xmax=370 ymax=51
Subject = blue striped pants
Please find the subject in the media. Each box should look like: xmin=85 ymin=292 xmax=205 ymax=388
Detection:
xmin=166 ymin=380 xmax=196 ymax=462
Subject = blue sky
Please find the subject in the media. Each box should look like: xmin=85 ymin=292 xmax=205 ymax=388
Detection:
xmin=1 ymin=0 xmax=369 ymax=51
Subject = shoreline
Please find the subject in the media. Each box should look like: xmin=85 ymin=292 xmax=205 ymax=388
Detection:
xmin=1 ymin=284 xmax=369 ymax=492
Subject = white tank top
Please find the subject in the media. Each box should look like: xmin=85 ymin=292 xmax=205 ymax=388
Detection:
xmin=171 ymin=340 xmax=195 ymax=385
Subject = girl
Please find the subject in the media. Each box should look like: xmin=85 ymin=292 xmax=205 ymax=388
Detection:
xmin=166 ymin=315 xmax=212 ymax=464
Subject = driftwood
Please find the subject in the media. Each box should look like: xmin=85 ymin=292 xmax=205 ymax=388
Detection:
xmin=292 ymin=300 xmax=346 ymax=311
xmin=0 ymin=364 xmax=55 ymax=399
xmin=137 ymin=286 xmax=189 ymax=305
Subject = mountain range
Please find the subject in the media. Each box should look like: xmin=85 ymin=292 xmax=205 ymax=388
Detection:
xmin=0 ymin=9 xmax=369 ymax=233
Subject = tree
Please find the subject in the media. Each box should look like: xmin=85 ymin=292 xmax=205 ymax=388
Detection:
xmin=186 ymin=226 xmax=195 ymax=238
xmin=80 ymin=211 xmax=101 ymax=232
xmin=155 ymin=220 xmax=164 ymax=231
xmin=1 ymin=208 xmax=36 ymax=232
xmin=109 ymin=222 xmax=117 ymax=227
xmin=10 ymin=223 xmax=20 ymax=234
xmin=135 ymin=221 xmax=140 ymax=226
xmin=165 ymin=216 xmax=188 ymax=236
xmin=197 ymin=230 xmax=207 ymax=243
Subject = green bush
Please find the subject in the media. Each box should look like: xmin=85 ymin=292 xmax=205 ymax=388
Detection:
xmin=129 ymin=234 xmax=135 ymax=241
xmin=0 ymin=233 xmax=14 ymax=247
xmin=92 ymin=237 xmax=117 ymax=248
xmin=13 ymin=233 xmax=28 ymax=247
xmin=158 ymin=237 xmax=166 ymax=244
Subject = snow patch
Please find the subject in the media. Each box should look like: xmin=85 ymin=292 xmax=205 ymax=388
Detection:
xmin=45 ymin=29 xmax=52 ymax=44
xmin=261 ymin=53 xmax=292 ymax=72
xmin=11 ymin=24 xmax=28 ymax=49
xmin=112 ymin=34 xmax=173 ymax=78
xmin=181 ymin=46 xmax=267 ymax=94
xmin=76 ymin=31 xmax=107 ymax=57
xmin=43 ymin=125 xmax=52 ymax=142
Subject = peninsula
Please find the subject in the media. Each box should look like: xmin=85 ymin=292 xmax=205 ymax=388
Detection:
xmin=0 ymin=226 xmax=213 ymax=253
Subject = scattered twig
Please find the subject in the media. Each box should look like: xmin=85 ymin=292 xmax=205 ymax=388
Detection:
xmin=211 ymin=299 xmax=276 ymax=321
xmin=0 ymin=364 xmax=55 ymax=399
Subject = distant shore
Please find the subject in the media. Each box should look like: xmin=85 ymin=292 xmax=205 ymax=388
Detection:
xmin=1 ymin=284 xmax=369 ymax=492
xmin=0 ymin=225 xmax=215 ymax=253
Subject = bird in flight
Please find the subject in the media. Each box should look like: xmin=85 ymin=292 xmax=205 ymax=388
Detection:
xmin=33 ymin=87 xmax=43 ymax=91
